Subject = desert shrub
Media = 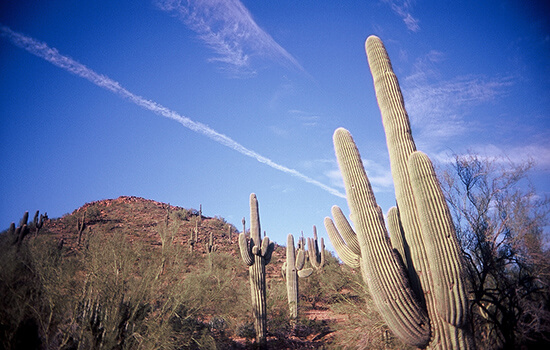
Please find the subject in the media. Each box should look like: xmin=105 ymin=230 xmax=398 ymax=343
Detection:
xmin=85 ymin=204 xmax=102 ymax=223
xmin=325 ymin=263 xmax=412 ymax=350
xmin=293 ymin=317 xmax=330 ymax=338
xmin=300 ymin=251 xmax=346 ymax=309
xmin=0 ymin=234 xmax=40 ymax=349
xmin=174 ymin=208 xmax=190 ymax=221
xmin=0 ymin=228 xmax=84 ymax=349
xmin=236 ymin=321 xmax=255 ymax=340
xmin=265 ymin=275 xmax=292 ymax=337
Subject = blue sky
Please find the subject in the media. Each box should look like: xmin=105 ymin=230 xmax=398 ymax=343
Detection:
xmin=1 ymin=0 xmax=549 ymax=249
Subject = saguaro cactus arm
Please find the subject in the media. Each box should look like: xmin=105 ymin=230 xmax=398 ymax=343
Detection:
xmin=387 ymin=206 xmax=410 ymax=271
xmin=408 ymin=151 xmax=468 ymax=327
xmin=325 ymin=206 xmax=361 ymax=268
xmin=261 ymin=236 xmax=275 ymax=264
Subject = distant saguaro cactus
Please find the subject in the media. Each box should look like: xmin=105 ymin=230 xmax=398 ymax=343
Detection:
xmin=194 ymin=219 xmax=200 ymax=242
xmin=238 ymin=193 xmax=274 ymax=348
xmin=206 ymin=231 xmax=216 ymax=254
xmin=32 ymin=210 xmax=45 ymax=235
xmin=324 ymin=36 xmax=474 ymax=349
xmin=282 ymin=233 xmax=314 ymax=322
xmin=307 ymin=225 xmax=325 ymax=272
xmin=7 ymin=222 xmax=15 ymax=237
xmin=11 ymin=211 xmax=30 ymax=249
xmin=19 ymin=211 xmax=29 ymax=228
xmin=188 ymin=229 xmax=196 ymax=253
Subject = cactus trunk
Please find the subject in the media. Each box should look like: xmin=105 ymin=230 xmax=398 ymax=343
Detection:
xmin=250 ymin=253 xmax=267 ymax=343
xmin=283 ymin=234 xmax=313 ymax=322
xmin=239 ymin=193 xmax=274 ymax=348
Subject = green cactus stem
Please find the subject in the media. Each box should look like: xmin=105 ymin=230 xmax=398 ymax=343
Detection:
xmin=325 ymin=36 xmax=473 ymax=349
xmin=238 ymin=193 xmax=275 ymax=347
xmin=282 ymin=233 xmax=314 ymax=321
xmin=307 ymin=225 xmax=325 ymax=272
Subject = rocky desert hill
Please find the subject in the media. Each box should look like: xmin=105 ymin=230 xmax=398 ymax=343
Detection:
xmin=45 ymin=196 xmax=288 ymax=286
xmin=0 ymin=196 xmax=398 ymax=350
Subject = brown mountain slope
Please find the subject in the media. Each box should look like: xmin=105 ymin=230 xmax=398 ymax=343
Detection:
xmin=1 ymin=196 xmax=398 ymax=349
xmin=45 ymin=195 xmax=286 ymax=283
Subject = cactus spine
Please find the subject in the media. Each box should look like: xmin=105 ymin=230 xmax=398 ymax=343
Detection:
xmin=282 ymin=233 xmax=314 ymax=321
xmin=325 ymin=36 xmax=473 ymax=349
xmin=238 ymin=193 xmax=275 ymax=347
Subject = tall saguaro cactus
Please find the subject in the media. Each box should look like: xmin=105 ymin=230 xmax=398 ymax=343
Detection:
xmin=282 ymin=233 xmax=314 ymax=321
xmin=325 ymin=36 xmax=473 ymax=349
xmin=238 ymin=193 xmax=275 ymax=347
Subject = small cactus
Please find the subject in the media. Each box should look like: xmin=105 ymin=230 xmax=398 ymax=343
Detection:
xmin=238 ymin=193 xmax=274 ymax=347
xmin=282 ymin=233 xmax=314 ymax=321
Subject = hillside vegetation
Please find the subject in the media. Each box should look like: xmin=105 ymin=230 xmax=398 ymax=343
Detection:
xmin=0 ymin=196 xmax=403 ymax=350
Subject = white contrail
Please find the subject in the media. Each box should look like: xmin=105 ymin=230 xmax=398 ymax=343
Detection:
xmin=1 ymin=25 xmax=345 ymax=198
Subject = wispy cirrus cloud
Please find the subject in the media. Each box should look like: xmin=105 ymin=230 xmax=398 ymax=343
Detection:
xmin=288 ymin=109 xmax=321 ymax=127
xmin=155 ymin=0 xmax=304 ymax=75
xmin=433 ymin=143 xmax=550 ymax=171
xmin=402 ymin=51 xmax=550 ymax=177
xmin=402 ymin=51 xmax=514 ymax=144
xmin=382 ymin=0 xmax=420 ymax=32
